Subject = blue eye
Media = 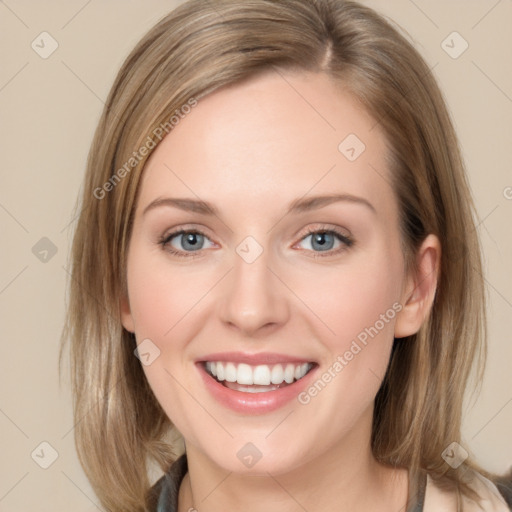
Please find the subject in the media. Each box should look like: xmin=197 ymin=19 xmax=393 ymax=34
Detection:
xmin=160 ymin=230 xmax=214 ymax=256
xmin=303 ymin=231 xmax=337 ymax=251
xmin=159 ymin=226 xmax=353 ymax=259
xmin=297 ymin=228 xmax=353 ymax=257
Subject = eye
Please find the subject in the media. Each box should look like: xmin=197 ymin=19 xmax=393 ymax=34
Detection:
xmin=159 ymin=225 xmax=353 ymax=259
xmin=295 ymin=226 xmax=353 ymax=257
xmin=159 ymin=229 xmax=215 ymax=257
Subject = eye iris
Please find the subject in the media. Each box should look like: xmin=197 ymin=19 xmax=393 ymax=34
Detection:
xmin=181 ymin=232 xmax=203 ymax=251
xmin=312 ymin=232 xmax=334 ymax=251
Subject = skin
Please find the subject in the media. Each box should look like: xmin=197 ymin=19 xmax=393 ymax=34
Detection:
xmin=121 ymin=69 xmax=440 ymax=512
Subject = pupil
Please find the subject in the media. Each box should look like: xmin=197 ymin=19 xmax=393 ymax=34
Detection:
xmin=313 ymin=232 xmax=333 ymax=251
xmin=183 ymin=233 xmax=201 ymax=251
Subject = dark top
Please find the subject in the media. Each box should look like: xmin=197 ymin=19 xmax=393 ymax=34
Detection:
xmin=147 ymin=453 xmax=428 ymax=512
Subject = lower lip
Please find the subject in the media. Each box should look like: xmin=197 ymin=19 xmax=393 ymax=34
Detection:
xmin=196 ymin=362 xmax=318 ymax=414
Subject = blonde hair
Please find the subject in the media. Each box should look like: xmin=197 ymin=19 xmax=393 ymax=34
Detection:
xmin=60 ymin=0 xmax=490 ymax=510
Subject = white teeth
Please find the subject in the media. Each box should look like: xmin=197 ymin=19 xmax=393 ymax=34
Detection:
xmin=271 ymin=364 xmax=284 ymax=385
xmin=216 ymin=362 xmax=225 ymax=381
xmin=253 ymin=365 xmax=271 ymax=385
xmin=208 ymin=361 xmax=217 ymax=377
xmin=205 ymin=361 xmax=312 ymax=386
xmin=224 ymin=362 xmax=237 ymax=382
xmin=284 ymin=364 xmax=295 ymax=383
xmin=295 ymin=363 xmax=308 ymax=380
xmin=298 ymin=363 xmax=309 ymax=380
xmin=237 ymin=363 xmax=253 ymax=385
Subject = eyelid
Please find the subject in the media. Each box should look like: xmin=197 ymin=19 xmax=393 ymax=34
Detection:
xmin=295 ymin=223 xmax=352 ymax=242
xmin=291 ymin=224 xmax=354 ymax=256
xmin=159 ymin=223 xmax=354 ymax=258
xmin=157 ymin=223 xmax=216 ymax=259
xmin=160 ymin=223 xmax=214 ymax=242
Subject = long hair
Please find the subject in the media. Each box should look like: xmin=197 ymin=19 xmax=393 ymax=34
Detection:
xmin=60 ymin=1 xmax=490 ymax=510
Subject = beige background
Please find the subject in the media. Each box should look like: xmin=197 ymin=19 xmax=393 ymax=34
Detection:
xmin=1 ymin=0 xmax=511 ymax=510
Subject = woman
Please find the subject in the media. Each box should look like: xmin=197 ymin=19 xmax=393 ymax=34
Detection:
xmin=61 ymin=1 xmax=511 ymax=511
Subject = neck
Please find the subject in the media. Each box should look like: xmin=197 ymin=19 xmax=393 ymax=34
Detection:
xmin=177 ymin=407 xmax=409 ymax=512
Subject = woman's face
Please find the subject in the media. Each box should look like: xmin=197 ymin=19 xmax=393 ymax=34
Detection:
xmin=122 ymin=70 xmax=413 ymax=474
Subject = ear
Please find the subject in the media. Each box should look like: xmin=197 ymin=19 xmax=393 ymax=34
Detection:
xmin=120 ymin=292 xmax=135 ymax=333
xmin=394 ymin=234 xmax=441 ymax=338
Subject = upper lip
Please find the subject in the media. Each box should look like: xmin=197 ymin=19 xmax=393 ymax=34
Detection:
xmin=196 ymin=352 xmax=316 ymax=365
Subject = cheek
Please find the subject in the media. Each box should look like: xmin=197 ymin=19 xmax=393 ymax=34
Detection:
xmin=298 ymin=254 xmax=402 ymax=348
xmin=126 ymin=249 xmax=211 ymax=436
xmin=293 ymin=261 xmax=401 ymax=433
xmin=295 ymin=247 xmax=403 ymax=405
xmin=126 ymin=248 xmax=209 ymax=341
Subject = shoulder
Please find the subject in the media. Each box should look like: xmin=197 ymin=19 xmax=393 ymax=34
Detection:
xmin=147 ymin=453 xmax=189 ymax=512
xmin=424 ymin=470 xmax=510 ymax=512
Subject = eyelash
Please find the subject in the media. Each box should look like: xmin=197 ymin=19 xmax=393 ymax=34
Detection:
xmin=158 ymin=225 xmax=354 ymax=259
xmin=300 ymin=226 xmax=354 ymax=258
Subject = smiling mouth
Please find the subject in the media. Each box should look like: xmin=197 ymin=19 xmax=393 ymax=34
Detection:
xmin=203 ymin=361 xmax=316 ymax=393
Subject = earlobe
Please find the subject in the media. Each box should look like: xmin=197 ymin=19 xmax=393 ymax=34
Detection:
xmin=394 ymin=234 xmax=441 ymax=339
xmin=120 ymin=293 xmax=135 ymax=333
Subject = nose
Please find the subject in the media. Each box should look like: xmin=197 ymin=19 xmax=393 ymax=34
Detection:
xmin=218 ymin=245 xmax=290 ymax=337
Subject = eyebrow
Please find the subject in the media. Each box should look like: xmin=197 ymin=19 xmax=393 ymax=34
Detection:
xmin=142 ymin=193 xmax=376 ymax=217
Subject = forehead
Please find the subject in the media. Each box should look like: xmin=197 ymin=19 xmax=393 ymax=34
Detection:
xmin=138 ymin=70 xmax=394 ymax=218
